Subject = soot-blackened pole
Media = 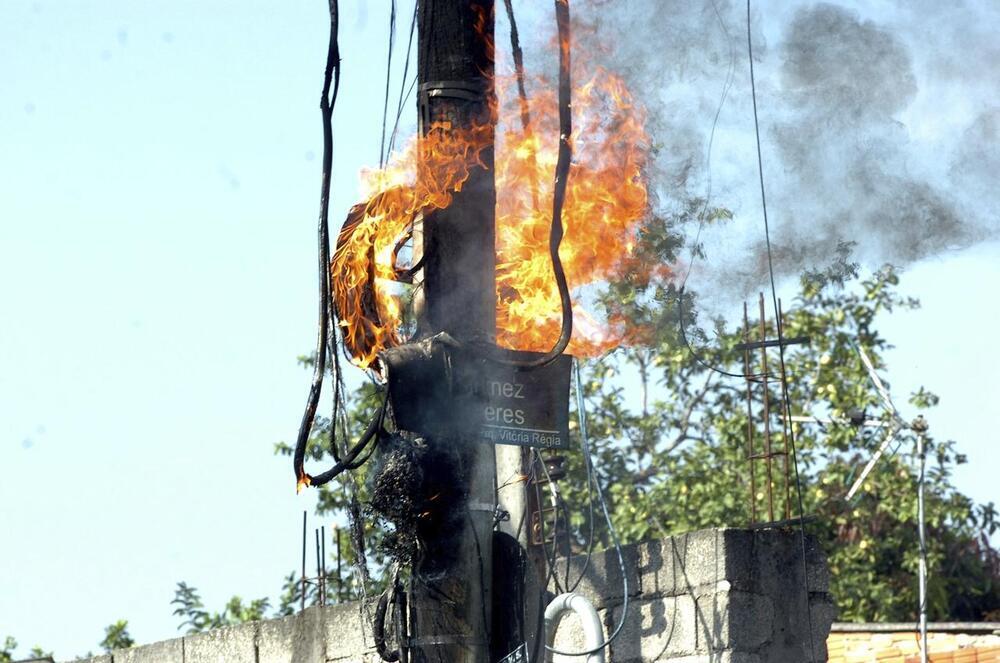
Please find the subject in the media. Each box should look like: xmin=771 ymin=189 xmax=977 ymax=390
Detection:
xmin=413 ymin=2 xmax=496 ymax=662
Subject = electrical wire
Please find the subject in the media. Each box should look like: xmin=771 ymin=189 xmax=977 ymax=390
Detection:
xmin=746 ymin=2 xmax=817 ymax=660
xmin=491 ymin=0 xmax=573 ymax=370
xmin=379 ymin=0 xmax=398 ymax=168
xmin=386 ymin=3 xmax=418 ymax=158
xmin=295 ymin=0 xmax=343 ymax=488
xmin=542 ymin=359 xmax=630 ymax=657
xmin=674 ymin=0 xmax=748 ymax=380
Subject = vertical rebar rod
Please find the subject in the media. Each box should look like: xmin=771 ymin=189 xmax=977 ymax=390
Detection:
xmin=777 ymin=299 xmax=793 ymax=520
xmin=758 ymin=293 xmax=775 ymax=522
xmin=301 ymin=510 xmax=307 ymax=613
xmin=335 ymin=526 xmax=343 ymax=601
xmin=315 ymin=528 xmax=322 ymax=609
xmin=743 ymin=301 xmax=757 ymax=523
xmin=917 ymin=428 xmax=929 ymax=663
xmin=321 ymin=525 xmax=327 ymax=607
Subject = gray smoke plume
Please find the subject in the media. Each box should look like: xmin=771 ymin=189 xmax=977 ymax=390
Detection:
xmin=556 ymin=0 xmax=1000 ymax=299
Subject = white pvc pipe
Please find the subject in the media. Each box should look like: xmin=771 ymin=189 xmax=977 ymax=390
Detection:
xmin=544 ymin=592 xmax=606 ymax=663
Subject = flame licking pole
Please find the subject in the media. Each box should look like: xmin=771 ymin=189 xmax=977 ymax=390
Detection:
xmin=410 ymin=2 xmax=496 ymax=662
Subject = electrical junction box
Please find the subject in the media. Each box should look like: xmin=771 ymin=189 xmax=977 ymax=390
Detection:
xmin=382 ymin=335 xmax=572 ymax=450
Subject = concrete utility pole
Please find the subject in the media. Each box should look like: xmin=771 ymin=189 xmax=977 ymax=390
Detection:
xmin=411 ymin=2 xmax=496 ymax=661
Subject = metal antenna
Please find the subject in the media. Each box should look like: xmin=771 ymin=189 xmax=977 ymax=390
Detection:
xmin=795 ymin=344 xmax=930 ymax=662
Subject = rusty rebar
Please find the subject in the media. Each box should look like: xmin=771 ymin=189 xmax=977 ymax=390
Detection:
xmin=743 ymin=301 xmax=757 ymax=523
xmin=758 ymin=293 xmax=775 ymax=522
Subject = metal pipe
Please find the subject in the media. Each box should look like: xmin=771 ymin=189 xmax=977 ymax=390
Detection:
xmin=915 ymin=419 xmax=929 ymax=663
xmin=544 ymin=593 xmax=605 ymax=663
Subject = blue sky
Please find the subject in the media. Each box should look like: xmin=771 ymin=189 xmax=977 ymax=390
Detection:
xmin=1 ymin=0 xmax=996 ymax=658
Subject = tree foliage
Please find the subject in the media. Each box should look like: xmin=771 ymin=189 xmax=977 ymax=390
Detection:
xmin=100 ymin=620 xmax=134 ymax=653
xmin=171 ymin=582 xmax=270 ymax=634
xmin=558 ymin=256 xmax=1000 ymax=621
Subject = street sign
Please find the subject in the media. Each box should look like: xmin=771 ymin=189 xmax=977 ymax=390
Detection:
xmin=472 ymin=349 xmax=571 ymax=450
xmin=383 ymin=337 xmax=571 ymax=449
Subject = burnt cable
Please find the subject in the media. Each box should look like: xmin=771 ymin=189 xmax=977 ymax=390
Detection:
xmin=295 ymin=0 xmax=343 ymax=488
xmin=492 ymin=0 xmax=573 ymax=370
xmin=301 ymin=391 xmax=389 ymax=488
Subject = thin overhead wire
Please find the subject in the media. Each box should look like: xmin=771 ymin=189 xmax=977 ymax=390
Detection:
xmin=387 ymin=2 xmax=418 ymax=157
xmin=379 ymin=0 xmax=398 ymax=168
xmin=542 ymin=359 xmax=630 ymax=658
xmin=746 ymin=1 xmax=817 ymax=660
xmin=674 ymin=0 xmax=748 ymax=380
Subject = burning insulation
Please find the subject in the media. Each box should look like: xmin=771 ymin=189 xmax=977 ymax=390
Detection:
xmin=331 ymin=65 xmax=650 ymax=369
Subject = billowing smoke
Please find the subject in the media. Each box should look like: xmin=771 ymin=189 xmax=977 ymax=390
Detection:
xmin=554 ymin=0 xmax=1000 ymax=299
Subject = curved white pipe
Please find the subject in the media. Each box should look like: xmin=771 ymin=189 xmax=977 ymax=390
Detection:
xmin=544 ymin=592 xmax=606 ymax=663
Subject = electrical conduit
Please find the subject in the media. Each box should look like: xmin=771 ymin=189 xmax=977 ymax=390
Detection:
xmin=544 ymin=593 xmax=606 ymax=663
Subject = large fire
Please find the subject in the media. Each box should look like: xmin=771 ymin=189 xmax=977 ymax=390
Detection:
xmin=331 ymin=65 xmax=649 ymax=370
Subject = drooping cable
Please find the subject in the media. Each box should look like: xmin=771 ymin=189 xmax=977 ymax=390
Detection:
xmin=543 ymin=360 xmax=630 ymax=657
xmin=746 ymin=2 xmax=817 ymax=660
xmin=493 ymin=0 xmax=573 ymax=370
xmin=296 ymin=0 xmax=391 ymax=490
xmin=294 ymin=0 xmax=343 ymax=489
xmin=674 ymin=0 xmax=747 ymax=379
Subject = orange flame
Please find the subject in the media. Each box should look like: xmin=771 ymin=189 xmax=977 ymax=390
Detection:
xmin=331 ymin=65 xmax=649 ymax=368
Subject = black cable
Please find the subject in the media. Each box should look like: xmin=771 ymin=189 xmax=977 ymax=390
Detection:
xmin=304 ymin=392 xmax=388 ymax=487
xmin=678 ymin=287 xmax=751 ymax=379
xmin=295 ymin=0 xmax=343 ymax=488
xmin=374 ymin=587 xmax=401 ymax=661
xmin=379 ymin=0 xmax=398 ymax=168
xmin=746 ymin=2 xmax=817 ymax=660
xmin=490 ymin=0 xmax=573 ymax=370
xmin=543 ymin=360 xmax=630 ymax=657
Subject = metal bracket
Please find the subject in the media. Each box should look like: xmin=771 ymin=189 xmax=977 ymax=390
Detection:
xmin=418 ymin=79 xmax=489 ymax=132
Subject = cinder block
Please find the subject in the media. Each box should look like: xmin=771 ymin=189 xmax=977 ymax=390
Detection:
xmin=641 ymin=529 xmax=755 ymax=598
xmin=549 ymin=543 xmax=642 ymax=609
xmin=607 ymin=595 xmax=698 ymax=662
xmin=695 ymin=590 xmax=773 ymax=652
xmin=547 ymin=606 xmax=608 ymax=663
xmin=655 ymin=651 xmax=761 ymax=663
xmin=112 ymin=637 xmax=183 ymax=663
xmin=257 ymin=607 xmax=326 ymax=663
xmin=323 ymin=600 xmax=378 ymax=661
xmin=184 ymin=622 xmax=257 ymax=663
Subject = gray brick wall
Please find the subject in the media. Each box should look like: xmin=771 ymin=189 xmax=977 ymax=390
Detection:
xmin=66 ymin=528 xmax=833 ymax=663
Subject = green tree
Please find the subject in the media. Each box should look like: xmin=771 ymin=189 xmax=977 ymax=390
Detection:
xmin=171 ymin=582 xmax=270 ymax=633
xmin=1 ymin=637 xmax=16 ymax=663
xmin=560 ymin=260 xmax=1000 ymax=621
xmin=100 ymin=620 xmax=134 ymax=653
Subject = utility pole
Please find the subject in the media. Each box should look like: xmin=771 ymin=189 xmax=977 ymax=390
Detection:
xmin=410 ymin=2 xmax=496 ymax=661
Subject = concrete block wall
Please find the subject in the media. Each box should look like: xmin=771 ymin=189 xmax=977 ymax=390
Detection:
xmin=547 ymin=528 xmax=836 ymax=662
xmin=68 ymin=528 xmax=834 ymax=663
